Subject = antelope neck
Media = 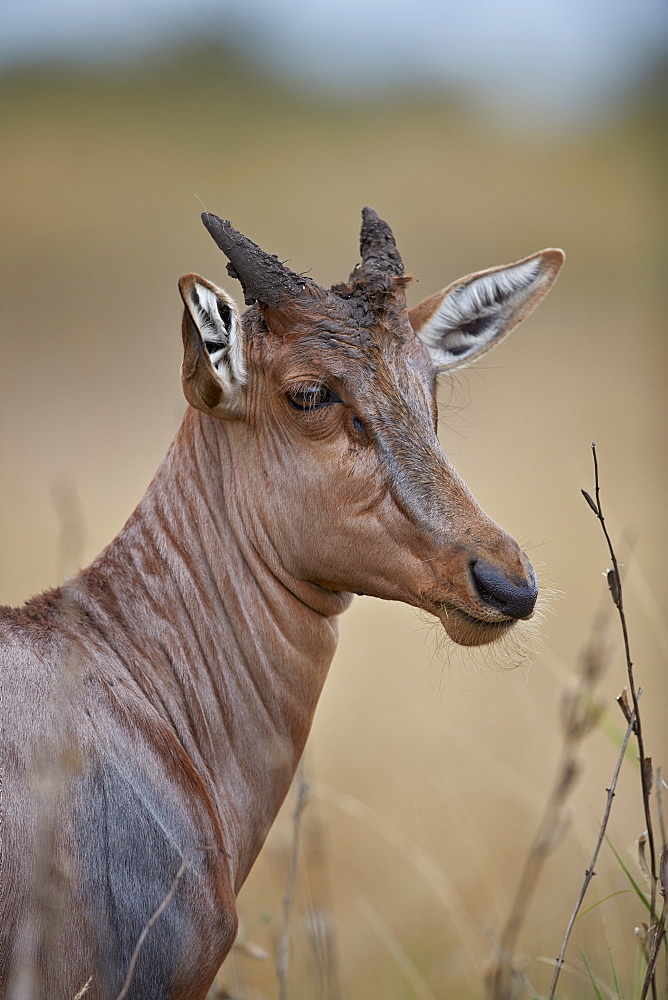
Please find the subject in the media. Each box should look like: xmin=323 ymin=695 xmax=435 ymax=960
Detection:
xmin=76 ymin=407 xmax=342 ymax=886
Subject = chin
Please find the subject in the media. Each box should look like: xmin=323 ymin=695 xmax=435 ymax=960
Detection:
xmin=437 ymin=605 xmax=518 ymax=647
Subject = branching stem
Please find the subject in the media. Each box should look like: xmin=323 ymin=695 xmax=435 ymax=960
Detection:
xmin=547 ymin=708 xmax=636 ymax=1000
xmin=592 ymin=446 xmax=657 ymax=903
xmin=277 ymin=763 xmax=309 ymax=1000
xmin=583 ymin=443 xmax=662 ymax=1000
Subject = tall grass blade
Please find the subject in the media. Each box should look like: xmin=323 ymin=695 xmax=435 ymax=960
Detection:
xmin=579 ymin=947 xmax=607 ymax=1000
xmin=607 ymin=947 xmax=621 ymax=1000
xmin=606 ymin=839 xmax=651 ymax=914
xmin=576 ymin=890 xmax=632 ymax=920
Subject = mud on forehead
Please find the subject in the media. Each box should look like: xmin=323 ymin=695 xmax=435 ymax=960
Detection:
xmin=240 ymin=285 xmax=414 ymax=351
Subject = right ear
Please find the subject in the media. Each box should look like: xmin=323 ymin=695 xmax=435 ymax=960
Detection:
xmin=409 ymin=249 xmax=564 ymax=373
xmin=178 ymin=273 xmax=246 ymax=419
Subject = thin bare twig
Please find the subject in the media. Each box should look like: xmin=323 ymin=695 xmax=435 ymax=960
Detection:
xmin=300 ymin=797 xmax=343 ymax=1000
xmin=277 ymin=763 xmax=309 ymax=1000
xmin=486 ymin=744 xmax=576 ymax=999
xmin=73 ymin=975 xmax=93 ymax=999
xmin=482 ymin=925 xmax=540 ymax=1000
xmin=657 ymin=771 xmax=667 ymax=865
xmin=546 ymin=707 xmax=637 ymax=999
xmin=656 ymin=770 xmax=668 ymax=988
xmin=585 ymin=444 xmax=658 ymax=915
xmin=582 ymin=443 xmax=663 ymax=1000
xmin=486 ymin=619 xmax=606 ymax=1000
xmin=115 ymin=855 xmax=190 ymax=1000
xmin=538 ymin=955 xmax=623 ymax=1000
xmin=640 ymin=860 xmax=668 ymax=1000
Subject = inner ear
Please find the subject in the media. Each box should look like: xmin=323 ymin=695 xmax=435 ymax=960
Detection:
xmin=178 ymin=273 xmax=246 ymax=419
xmin=411 ymin=249 xmax=564 ymax=372
xmin=188 ymin=282 xmax=236 ymax=370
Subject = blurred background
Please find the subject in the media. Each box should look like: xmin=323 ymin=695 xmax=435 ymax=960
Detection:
xmin=1 ymin=1 xmax=667 ymax=996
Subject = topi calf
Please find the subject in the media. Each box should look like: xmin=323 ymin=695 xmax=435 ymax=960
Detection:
xmin=0 ymin=208 xmax=563 ymax=998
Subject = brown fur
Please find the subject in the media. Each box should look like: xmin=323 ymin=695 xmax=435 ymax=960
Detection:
xmin=0 ymin=224 xmax=547 ymax=999
xmin=408 ymin=288 xmax=445 ymax=331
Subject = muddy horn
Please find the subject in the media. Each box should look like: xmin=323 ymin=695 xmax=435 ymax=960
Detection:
xmin=201 ymin=212 xmax=311 ymax=308
xmin=358 ymin=206 xmax=404 ymax=287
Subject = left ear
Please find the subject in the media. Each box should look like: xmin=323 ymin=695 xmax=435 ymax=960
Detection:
xmin=410 ymin=249 xmax=565 ymax=372
xmin=178 ymin=273 xmax=246 ymax=419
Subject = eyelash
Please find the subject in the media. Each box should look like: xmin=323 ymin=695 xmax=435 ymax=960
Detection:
xmin=285 ymin=383 xmax=339 ymax=411
xmin=284 ymin=383 xmax=366 ymax=437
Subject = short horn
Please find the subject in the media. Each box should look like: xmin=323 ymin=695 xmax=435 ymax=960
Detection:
xmin=201 ymin=212 xmax=307 ymax=308
xmin=359 ymin=206 xmax=404 ymax=279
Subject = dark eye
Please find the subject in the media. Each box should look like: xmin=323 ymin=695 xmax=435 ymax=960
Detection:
xmin=286 ymin=384 xmax=338 ymax=411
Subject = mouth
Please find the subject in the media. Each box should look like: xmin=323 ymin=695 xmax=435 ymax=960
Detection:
xmin=435 ymin=604 xmax=518 ymax=647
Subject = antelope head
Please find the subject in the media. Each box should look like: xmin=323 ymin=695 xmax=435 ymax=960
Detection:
xmin=179 ymin=209 xmax=563 ymax=647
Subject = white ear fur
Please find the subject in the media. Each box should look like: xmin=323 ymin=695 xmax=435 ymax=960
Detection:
xmin=179 ymin=274 xmax=246 ymax=418
xmin=412 ymin=249 xmax=564 ymax=373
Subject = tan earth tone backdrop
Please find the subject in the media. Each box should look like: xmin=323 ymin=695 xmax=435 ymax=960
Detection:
xmin=1 ymin=51 xmax=666 ymax=998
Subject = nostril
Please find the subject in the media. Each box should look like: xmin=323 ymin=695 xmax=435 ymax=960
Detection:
xmin=470 ymin=559 xmax=538 ymax=619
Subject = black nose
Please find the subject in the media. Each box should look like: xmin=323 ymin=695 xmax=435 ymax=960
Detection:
xmin=470 ymin=559 xmax=538 ymax=619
